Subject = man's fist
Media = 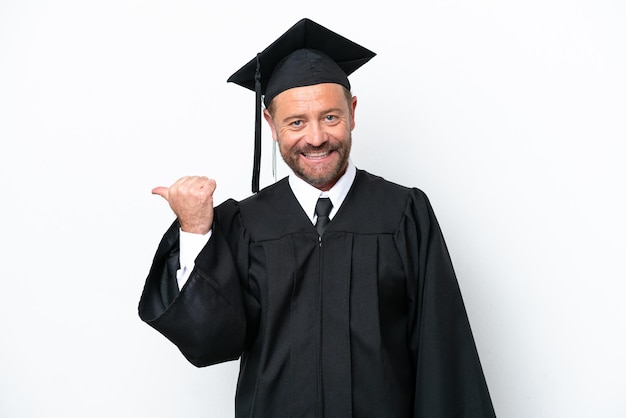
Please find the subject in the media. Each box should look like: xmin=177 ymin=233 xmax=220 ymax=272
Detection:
xmin=152 ymin=176 xmax=217 ymax=235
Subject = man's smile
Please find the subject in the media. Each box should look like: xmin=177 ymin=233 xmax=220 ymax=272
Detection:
xmin=301 ymin=150 xmax=333 ymax=160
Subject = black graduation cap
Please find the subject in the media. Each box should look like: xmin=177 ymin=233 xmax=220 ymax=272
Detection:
xmin=227 ymin=18 xmax=376 ymax=193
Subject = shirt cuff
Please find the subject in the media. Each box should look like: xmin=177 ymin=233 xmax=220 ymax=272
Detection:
xmin=177 ymin=228 xmax=211 ymax=288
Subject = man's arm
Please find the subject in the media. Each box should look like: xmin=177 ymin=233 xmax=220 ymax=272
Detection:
xmin=138 ymin=177 xmax=248 ymax=367
xmin=152 ymin=175 xmax=215 ymax=288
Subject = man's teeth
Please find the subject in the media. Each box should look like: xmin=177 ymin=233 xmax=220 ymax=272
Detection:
xmin=304 ymin=151 xmax=330 ymax=159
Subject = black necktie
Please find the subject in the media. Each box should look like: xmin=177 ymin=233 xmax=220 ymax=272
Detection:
xmin=315 ymin=197 xmax=333 ymax=236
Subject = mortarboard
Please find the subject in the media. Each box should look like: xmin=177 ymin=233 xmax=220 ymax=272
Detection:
xmin=227 ymin=18 xmax=376 ymax=193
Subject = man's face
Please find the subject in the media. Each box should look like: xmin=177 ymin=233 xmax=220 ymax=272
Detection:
xmin=264 ymin=83 xmax=357 ymax=191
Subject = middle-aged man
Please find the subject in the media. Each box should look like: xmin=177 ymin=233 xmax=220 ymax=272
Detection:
xmin=139 ymin=17 xmax=496 ymax=418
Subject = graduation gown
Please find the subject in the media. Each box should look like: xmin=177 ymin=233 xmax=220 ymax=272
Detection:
xmin=139 ymin=169 xmax=496 ymax=417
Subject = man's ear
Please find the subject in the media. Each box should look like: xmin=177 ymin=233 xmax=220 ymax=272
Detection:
xmin=350 ymin=95 xmax=357 ymax=131
xmin=263 ymin=109 xmax=278 ymax=141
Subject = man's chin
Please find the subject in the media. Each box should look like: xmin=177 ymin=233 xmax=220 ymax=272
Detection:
xmin=296 ymin=166 xmax=345 ymax=189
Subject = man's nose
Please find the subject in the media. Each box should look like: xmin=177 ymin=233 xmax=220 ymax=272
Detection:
xmin=305 ymin=122 xmax=327 ymax=147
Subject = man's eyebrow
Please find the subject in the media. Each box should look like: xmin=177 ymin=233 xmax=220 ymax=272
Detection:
xmin=322 ymin=107 xmax=346 ymax=115
xmin=282 ymin=107 xmax=345 ymax=121
xmin=281 ymin=113 xmax=307 ymax=123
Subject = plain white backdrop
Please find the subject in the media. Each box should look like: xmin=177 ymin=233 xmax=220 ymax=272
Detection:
xmin=1 ymin=1 xmax=624 ymax=417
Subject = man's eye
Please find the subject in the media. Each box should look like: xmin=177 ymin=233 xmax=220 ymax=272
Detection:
xmin=291 ymin=120 xmax=302 ymax=127
xmin=325 ymin=115 xmax=336 ymax=122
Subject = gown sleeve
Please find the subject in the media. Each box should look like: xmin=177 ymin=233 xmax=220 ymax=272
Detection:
xmin=138 ymin=199 xmax=251 ymax=367
xmin=399 ymin=189 xmax=496 ymax=417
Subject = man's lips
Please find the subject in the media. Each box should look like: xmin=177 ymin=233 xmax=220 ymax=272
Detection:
xmin=301 ymin=150 xmax=332 ymax=160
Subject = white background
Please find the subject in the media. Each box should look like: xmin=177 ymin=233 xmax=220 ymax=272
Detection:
xmin=1 ymin=1 xmax=624 ymax=417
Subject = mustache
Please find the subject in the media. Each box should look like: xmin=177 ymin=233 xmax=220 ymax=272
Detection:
xmin=297 ymin=143 xmax=336 ymax=154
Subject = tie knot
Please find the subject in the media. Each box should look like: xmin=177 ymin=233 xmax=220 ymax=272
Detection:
xmin=315 ymin=198 xmax=333 ymax=237
xmin=315 ymin=197 xmax=333 ymax=217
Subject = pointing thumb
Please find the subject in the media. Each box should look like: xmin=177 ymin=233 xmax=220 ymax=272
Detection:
xmin=151 ymin=186 xmax=169 ymax=201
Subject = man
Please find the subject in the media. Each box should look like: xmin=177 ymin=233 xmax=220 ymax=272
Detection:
xmin=139 ymin=18 xmax=496 ymax=417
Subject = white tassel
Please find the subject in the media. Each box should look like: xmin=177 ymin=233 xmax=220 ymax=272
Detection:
xmin=272 ymin=141 xmax=277 ymax=182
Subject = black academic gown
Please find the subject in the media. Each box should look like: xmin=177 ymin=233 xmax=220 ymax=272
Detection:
xmin=139 ymin=169 xmax=496 ymax=418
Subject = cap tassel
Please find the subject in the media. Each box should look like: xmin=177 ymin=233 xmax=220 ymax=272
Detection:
xmin=272 ymin=139 xmax=277 ymax=182
xmin=252 ymin=53 xmax=262 ymax=193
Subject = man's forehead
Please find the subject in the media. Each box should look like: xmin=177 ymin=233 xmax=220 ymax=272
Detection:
xmin=271 ymin=84 xmax=350 ymax=115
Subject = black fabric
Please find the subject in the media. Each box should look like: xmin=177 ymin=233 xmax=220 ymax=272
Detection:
xmin=315 ymin=197 xmax=333 ymax=236
xmin=138 ymin=169 xmax=496 ymax=417
xmin=227 ymin=18 xmax=376 ymax=105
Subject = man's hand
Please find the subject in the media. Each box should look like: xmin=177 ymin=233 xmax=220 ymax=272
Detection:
xmin=152 ymin=176 xmax=217 ymax=235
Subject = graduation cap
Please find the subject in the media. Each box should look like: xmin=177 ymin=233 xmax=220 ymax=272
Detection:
xmin=227 ymin=18 xmax=376 ymax=193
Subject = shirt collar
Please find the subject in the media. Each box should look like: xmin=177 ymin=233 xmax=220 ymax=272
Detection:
xmin=289 ymin=159 xmax=356 ymax=224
